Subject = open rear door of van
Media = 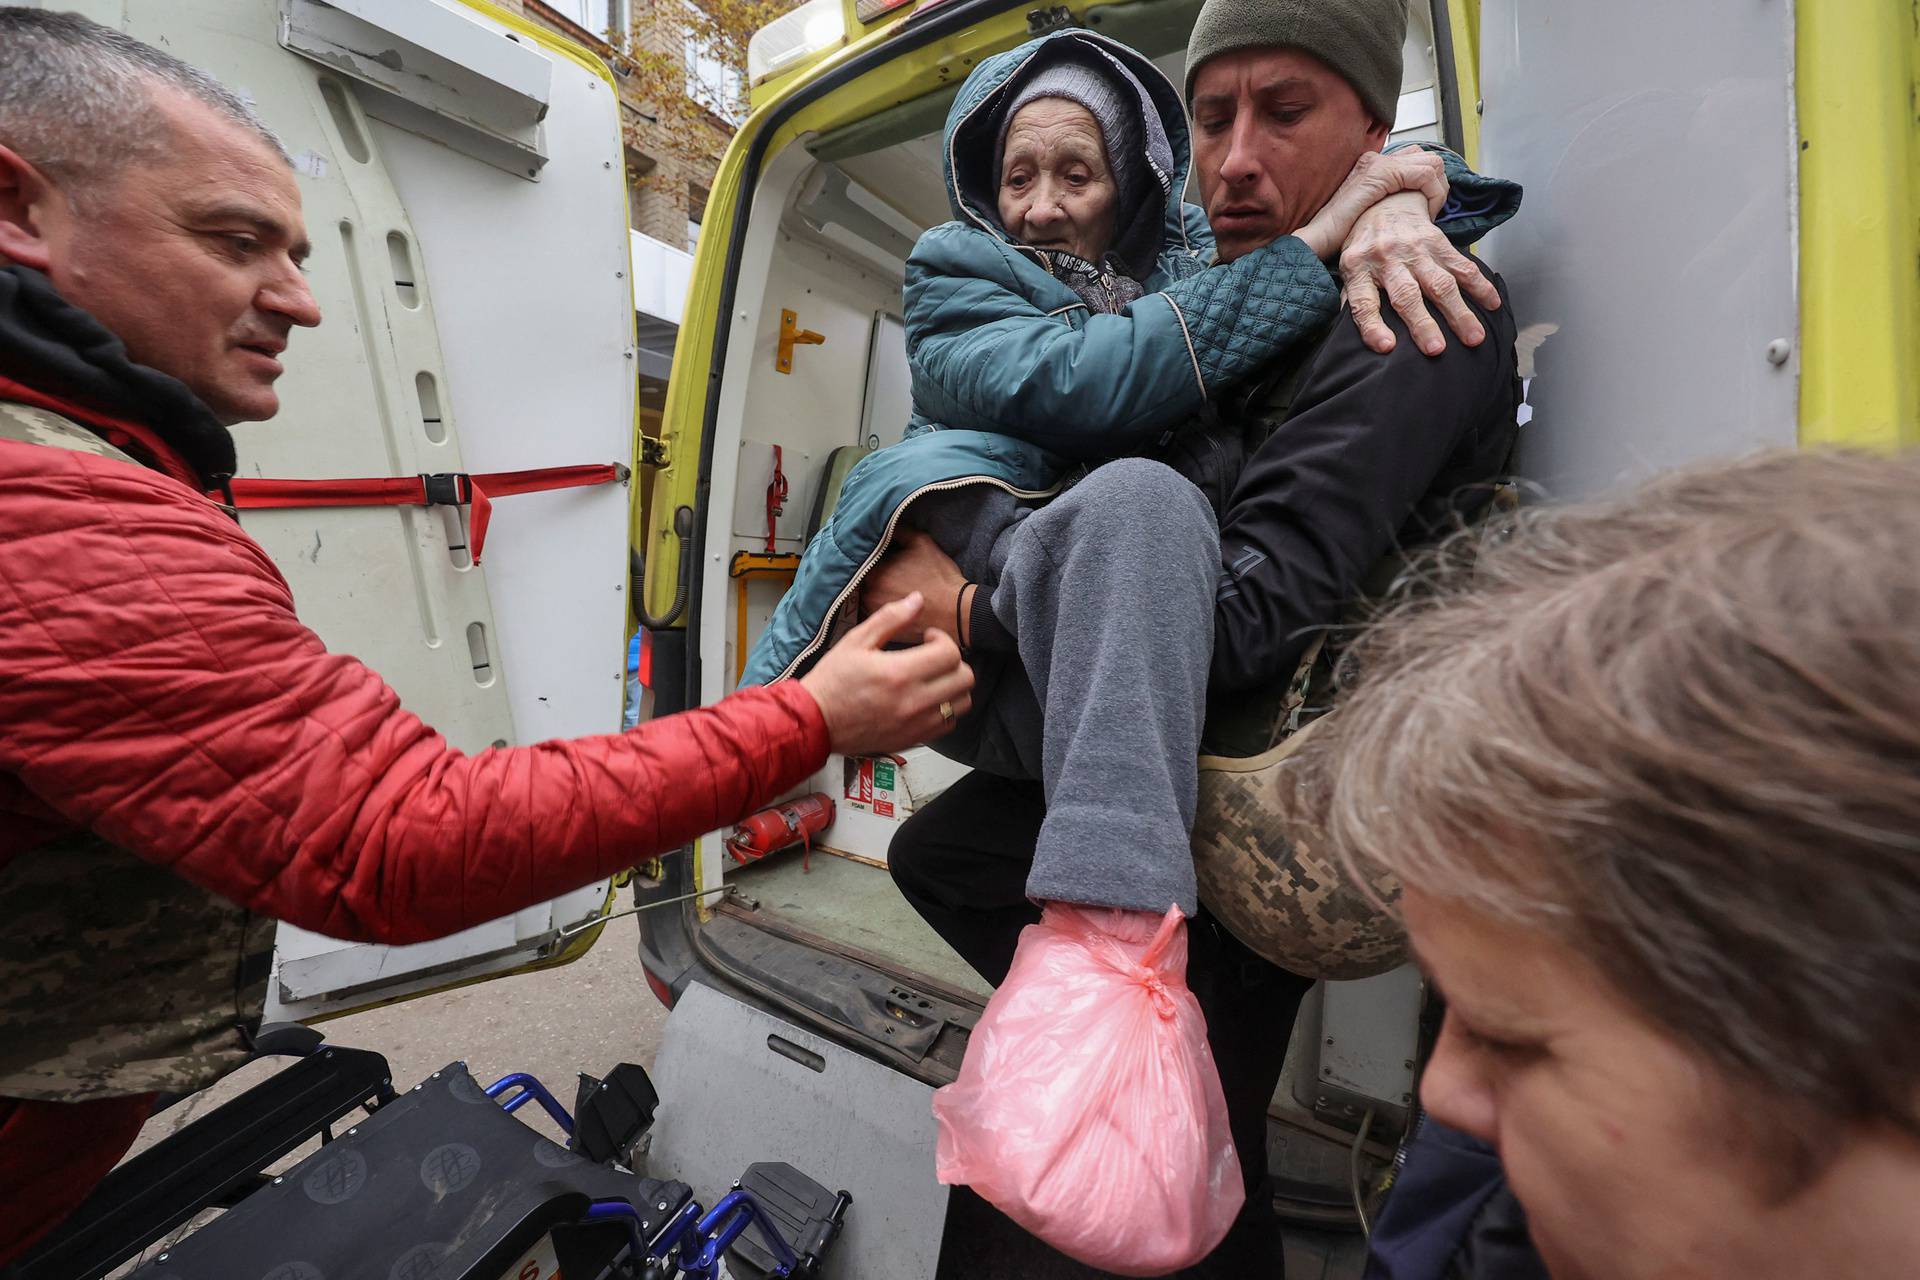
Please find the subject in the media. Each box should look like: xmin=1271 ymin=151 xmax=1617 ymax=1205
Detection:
xmin=56 ymin=0 xmax=643 ymax=1020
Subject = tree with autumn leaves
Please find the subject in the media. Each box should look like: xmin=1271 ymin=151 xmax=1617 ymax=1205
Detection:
xmin=615 ymin=0 xmax=803 ymax=195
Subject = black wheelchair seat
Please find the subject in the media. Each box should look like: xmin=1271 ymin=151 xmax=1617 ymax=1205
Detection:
xmin=129 ymin=1061 xmax=691 ymax=1280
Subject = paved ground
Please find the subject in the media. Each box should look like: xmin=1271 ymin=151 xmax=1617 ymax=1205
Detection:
xmin=113 ymin=889 xmax=665 ymax=1271
xmin=309 ymin=887 xmax=668 ymax=1108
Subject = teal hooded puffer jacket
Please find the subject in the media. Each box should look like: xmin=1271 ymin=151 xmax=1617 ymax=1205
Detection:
xmin=739 ymin=29 xmax=1518 ymax=687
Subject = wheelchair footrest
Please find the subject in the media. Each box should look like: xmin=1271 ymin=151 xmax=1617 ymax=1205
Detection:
xmin=570 ymin=1062 xmax=659 ymax=1165
xmin=727 ymin=1163 xmax=851 ymax=1280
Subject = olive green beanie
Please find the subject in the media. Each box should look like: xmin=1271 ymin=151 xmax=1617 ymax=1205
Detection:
xmin=1184 ymin=0 xmax=1407 ymax=126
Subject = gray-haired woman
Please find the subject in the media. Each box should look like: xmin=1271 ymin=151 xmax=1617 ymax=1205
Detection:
xmin=1283 ymin=448 xmax=1920 ymax=1280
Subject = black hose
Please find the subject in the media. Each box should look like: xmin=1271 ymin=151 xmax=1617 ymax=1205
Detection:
xmin=632 ymin=505 xmax=693 ymax=629
xmin=1351 ymin=1107 xmax=1378 ymax=1238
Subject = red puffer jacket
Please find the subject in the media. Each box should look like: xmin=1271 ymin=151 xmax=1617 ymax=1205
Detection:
xmin=0 ymin=412 xmax=826 ymax=936
xmin=0 ymin=386 xmax=829 ymax=1260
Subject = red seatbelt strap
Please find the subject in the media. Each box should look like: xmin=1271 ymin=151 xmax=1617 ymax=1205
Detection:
xmin=220 ymin=462 xmax=627 ymax=564
xmin=764 ymin=444 xmax=788 ymax=552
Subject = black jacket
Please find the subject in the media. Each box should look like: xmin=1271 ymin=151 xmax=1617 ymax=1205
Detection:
xmin=0 ymin=265 xmax=234 ymax=487
xmin=1364 ymin=1120 xmax=1550 ymax=1280
xmin=1163 ymin=263 xmax=1521 ymax=693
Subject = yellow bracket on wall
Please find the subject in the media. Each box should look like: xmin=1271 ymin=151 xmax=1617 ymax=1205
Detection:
xmin=776 ymin=309 xmax=826 ymax=374
xmin=731 ymin=551 xmax=802 ymax=683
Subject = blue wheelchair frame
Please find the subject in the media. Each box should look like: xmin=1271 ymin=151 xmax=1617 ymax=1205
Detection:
xmin=482 ymin=1071 xmax=840 ymax=1279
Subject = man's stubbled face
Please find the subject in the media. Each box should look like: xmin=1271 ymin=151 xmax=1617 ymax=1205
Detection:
xmin=39 ymin=87 xmax=321 ymax=424
xmin=1189 ymin=47 xmax=1389 ymax=263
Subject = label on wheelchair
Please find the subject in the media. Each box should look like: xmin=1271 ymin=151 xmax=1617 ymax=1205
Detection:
xmin=507 ymin=1234 xmax=562 ymax=1280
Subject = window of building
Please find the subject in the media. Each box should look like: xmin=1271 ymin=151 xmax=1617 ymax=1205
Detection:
xmin=682 ymin=2 xmax=744 ymax=124
xmin=551 ymin=0 xmax=628 ymax=45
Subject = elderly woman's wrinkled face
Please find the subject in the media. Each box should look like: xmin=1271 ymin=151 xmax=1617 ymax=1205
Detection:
xmin=997 ymin=98 xmax=1117 ymax=264
xmin=1405 ymin=890 xmax=1912 ymax=1280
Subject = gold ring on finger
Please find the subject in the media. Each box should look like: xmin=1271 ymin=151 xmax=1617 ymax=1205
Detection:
xmin=939 ymin=700 xmax=954 ymax=723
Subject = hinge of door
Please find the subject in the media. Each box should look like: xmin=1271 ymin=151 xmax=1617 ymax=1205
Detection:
xmin=641 ymin=436 xmax=670 ymax=467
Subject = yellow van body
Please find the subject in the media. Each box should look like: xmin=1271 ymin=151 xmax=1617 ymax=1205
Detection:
xmin=643 ymin=0 xmax=1917 ymax=621
xmin=620 ymin=5 xmax=1918 ymax=1262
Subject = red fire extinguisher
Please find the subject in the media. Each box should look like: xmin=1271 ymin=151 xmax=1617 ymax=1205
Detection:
xmin=725 ymin=792 xmax=835 ymax=871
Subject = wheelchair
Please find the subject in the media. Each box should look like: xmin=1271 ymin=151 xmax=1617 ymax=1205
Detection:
xmin=12 ymin=1029 xmax=851 ymax=1280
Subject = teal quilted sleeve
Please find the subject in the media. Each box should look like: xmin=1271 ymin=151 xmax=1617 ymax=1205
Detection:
xmin=1390 ymin=141 xmax=1525 ymax=247
xmin=904 ymin=225 xmax=1338 ymax=460
xmin=1153 ymin=233 xmax=1344 ymax=389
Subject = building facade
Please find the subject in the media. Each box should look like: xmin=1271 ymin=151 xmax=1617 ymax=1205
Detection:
xmin=505 ymin=0 xmax=730 ymax=248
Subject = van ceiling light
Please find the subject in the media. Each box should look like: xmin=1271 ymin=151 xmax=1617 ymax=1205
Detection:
xmin=748 ymin=0 xmax=847 ymax=85
xmin=854 ymin=0 xmax=914 ymax=21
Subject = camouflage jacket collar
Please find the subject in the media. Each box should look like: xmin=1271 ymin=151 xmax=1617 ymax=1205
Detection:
xmin=0 ymin=372 xmax=203 ymax=491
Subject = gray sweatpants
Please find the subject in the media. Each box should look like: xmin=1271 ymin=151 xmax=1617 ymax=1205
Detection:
xmin=912 ymin=458 xmax=1218 ymax=916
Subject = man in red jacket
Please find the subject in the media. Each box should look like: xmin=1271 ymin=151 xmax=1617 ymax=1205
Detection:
xmin=0 ymin=9 xmax=973 ymax=1260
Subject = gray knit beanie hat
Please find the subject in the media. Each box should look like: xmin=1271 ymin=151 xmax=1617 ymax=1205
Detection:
xmin=1184 ymin=0 xmax=1407 ymax=126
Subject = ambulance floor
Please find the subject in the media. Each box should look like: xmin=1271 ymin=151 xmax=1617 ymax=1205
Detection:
xmin=728 ymin=848 xmax=995 ymax=1002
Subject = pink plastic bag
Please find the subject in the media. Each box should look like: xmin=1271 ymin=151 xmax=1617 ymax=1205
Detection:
xmin=931 ymin=904 xmax=1243 ymax=1276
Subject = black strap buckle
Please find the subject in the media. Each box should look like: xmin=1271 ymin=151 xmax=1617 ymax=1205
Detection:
xmin=420 ymin=472 xmax=469 ymax=506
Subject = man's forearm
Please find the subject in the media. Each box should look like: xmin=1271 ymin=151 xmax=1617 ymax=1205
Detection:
xmin=968 ymin=579 xmax=1018 ymax=656
xmin=0 ymin=461 xmax=834 ymax=949
xmin=296 ymin=681 xmax=830 ymax=943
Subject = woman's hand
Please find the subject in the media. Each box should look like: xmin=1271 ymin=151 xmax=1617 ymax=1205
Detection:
xmin=1292 ymin=150 xmax=1502 ymax=357
xmin=1292 ymin=149 xmax=1447 ymax=259
xmin=1339 ymin=190 xmax=1501 ymax=356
